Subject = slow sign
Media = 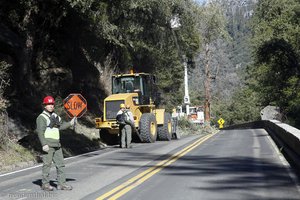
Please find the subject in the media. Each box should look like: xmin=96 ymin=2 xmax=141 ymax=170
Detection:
xmin=63 ymin=93 xmax=87 ymax=118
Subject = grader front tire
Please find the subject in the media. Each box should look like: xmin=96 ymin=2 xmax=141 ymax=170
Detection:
xmin=139 ymin=113 xmax=157 ymax=143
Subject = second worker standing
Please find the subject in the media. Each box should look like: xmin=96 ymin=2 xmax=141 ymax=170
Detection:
xmin=116 ymin=103 xmax=135 ymax=148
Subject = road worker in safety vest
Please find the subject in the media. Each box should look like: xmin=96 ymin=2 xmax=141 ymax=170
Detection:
xmin=116 ymin=103 xmax=134 ymax=148
xmin=35 ymin=96 xmax=76 ymax=191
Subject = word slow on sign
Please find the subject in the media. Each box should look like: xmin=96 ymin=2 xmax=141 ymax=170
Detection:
xmin=63 ymin=93 xmax=87 ymax=118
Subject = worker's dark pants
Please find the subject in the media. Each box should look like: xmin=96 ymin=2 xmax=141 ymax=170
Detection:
xmin=120 ymin=124 xmax=132 ymax=148
xmin=42 ymin=147 xmax=66 ymax=186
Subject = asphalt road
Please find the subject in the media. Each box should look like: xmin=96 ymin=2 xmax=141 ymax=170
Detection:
xmin=0 ymin=129 xmax=300 ymax=200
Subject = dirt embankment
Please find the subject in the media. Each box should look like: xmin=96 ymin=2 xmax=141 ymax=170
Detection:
xmin=0 ymin=113 xmax=106 ymax=174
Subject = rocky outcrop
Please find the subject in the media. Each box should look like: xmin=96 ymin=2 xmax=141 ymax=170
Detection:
xmin=260 ymin=106 xmax=282 ymax=121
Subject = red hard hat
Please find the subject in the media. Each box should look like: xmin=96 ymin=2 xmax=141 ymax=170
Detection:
xmin=43 ymin=96 xmax=55 ymax=104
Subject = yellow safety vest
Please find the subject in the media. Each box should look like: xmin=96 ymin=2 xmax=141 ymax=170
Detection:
xmin=41 ymin=111 xmax=61 ymax=140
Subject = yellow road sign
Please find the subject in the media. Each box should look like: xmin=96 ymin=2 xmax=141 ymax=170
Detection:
xmin=218 ymin=118 xmax=225 ymax=129
xmin=218 ymin=118 xmax=225 ymax=125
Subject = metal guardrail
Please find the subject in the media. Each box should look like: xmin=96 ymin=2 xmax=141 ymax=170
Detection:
xmin=223 ymin=120 xmax=300 ymax=173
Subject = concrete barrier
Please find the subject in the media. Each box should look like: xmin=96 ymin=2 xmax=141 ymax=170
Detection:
xmin=223 ymin=120 xmax=300 ymax=173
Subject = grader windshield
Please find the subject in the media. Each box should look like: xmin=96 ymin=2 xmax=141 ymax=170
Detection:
xmin=112 ymin=75 xmax=148 ymax=95
xmin=111 ymin=73 xmax=158 ymax=105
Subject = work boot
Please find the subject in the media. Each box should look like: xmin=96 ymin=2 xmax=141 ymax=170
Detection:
xmin=57 ymin=184 xmax=73 ymax=190
xmin=41 ymin=184 xmax=54 ymax=191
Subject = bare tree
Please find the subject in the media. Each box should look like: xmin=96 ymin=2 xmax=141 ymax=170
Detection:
xmin=197 ymin=1 xmax=228 ymax=123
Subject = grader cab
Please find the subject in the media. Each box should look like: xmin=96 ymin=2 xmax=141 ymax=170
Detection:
xmin=95 ymin=71 xmax=175 ymax=144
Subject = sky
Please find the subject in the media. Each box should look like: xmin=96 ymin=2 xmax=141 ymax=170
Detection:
xmin=195 ymin=0 xmax=206 ymax=4
xmin=195 ymin=0 xmax=206 ymax=3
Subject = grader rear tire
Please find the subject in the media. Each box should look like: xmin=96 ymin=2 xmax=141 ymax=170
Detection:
xmin=139 ymin=113 xmax=157 ymax=143
xmin=158 ymin=112 xmax=172 ymax=141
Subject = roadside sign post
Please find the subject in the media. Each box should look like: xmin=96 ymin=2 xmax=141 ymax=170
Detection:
xmin=217 ymin=118 xmax=225 ymax=129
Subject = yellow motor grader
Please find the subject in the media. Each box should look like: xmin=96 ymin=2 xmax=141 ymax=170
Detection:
xmin=95 ymin=71 xmax=176 ymax=144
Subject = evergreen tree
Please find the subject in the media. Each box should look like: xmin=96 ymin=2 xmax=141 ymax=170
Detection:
xmin=250 ymin=0 xmax=300 ymax=127
xmin=0 ymin=0 xmax=201 ymax=112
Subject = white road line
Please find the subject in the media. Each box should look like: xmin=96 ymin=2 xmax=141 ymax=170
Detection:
xmin=0 ymin=148 xmax=107 ymax=178
xmin=0 ymin=164 xmax=42 ymax=178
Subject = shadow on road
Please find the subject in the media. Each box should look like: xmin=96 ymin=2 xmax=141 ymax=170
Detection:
xmin=32 ymin=178 xmax=76 ymax=187
xmin=95 ymin=150 xmax=299 ymax=193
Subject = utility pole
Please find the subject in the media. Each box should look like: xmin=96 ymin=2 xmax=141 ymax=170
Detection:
xmin=183 ymin=59 xmax=190 ymax=115
xmin=204 ymin=43 xmax=211 ymax=123
xmin=170 ymin=15 xmax=190 ymax=116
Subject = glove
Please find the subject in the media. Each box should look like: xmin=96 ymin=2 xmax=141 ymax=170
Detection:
xmin=49 ymin=115 xmax=56 ymax=128
xmin=42 ymin=145 xmax=49 ymax=152
xmin=131 ymin=122 xmax=135 ymax=127
xmin=131 ymin=123 xmax=136 ymax=132
xmin=49 ymin=115 xmax=60 ymax=128
xmin=55 ymin=116 xmax=60 ymax=128
xmin=70 ymin=117 xmax=77 ymax=126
